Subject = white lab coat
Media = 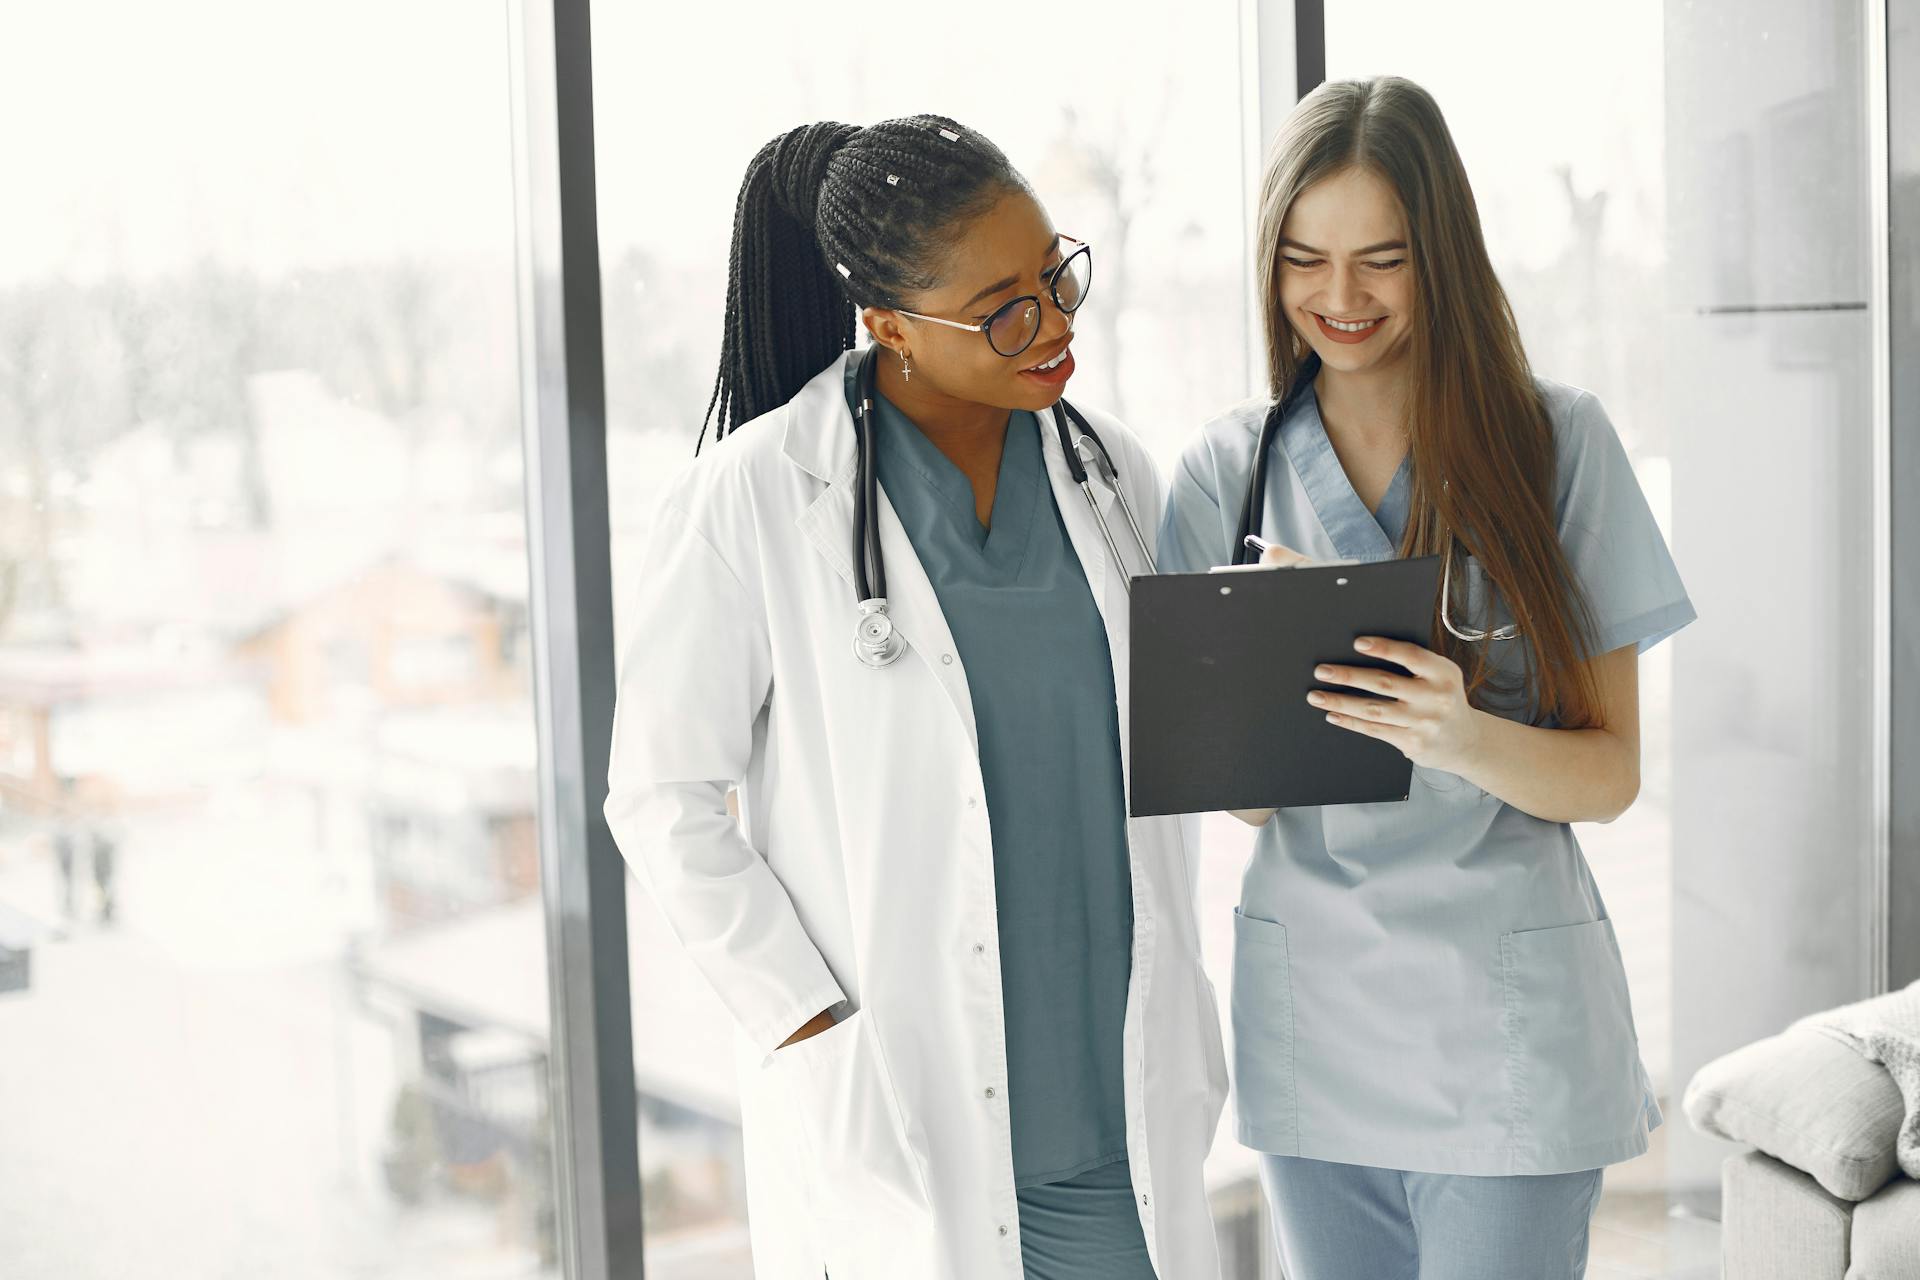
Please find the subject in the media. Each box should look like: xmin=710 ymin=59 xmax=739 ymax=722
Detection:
xmin=605 ymin=351 xmax=1228 ymax=1279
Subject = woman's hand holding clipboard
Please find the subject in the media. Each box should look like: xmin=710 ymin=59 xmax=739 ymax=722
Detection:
xmin=1126 ymin=548 xmax=1444 ymax=818
xmin=1227 ymin=536 xmax=1485 ymax=780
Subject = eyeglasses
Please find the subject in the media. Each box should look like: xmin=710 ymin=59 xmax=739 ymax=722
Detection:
xmin=893 ymin=237 xmax=1093 ymax=358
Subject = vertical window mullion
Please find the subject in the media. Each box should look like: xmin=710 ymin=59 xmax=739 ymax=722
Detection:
xmin=506 ymin=1 xmax=642 ymax=1277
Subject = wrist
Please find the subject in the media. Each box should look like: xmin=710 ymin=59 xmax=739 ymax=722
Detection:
xmin=779 ymin=1006 xmax=838 ymax=1049
xmin=1444 ymin=708 xmax=1495 ymax=778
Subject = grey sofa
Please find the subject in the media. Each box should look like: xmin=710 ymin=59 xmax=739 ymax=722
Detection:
xmin=1685 ymin=986 xmax=1920 ymax=1278
xmin=1719 ymin=1150 xmax=1919 ymax=1278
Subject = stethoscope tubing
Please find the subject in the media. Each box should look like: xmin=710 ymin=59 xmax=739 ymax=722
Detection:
xmin=849 ymin=345 xmax=1154 ymax=668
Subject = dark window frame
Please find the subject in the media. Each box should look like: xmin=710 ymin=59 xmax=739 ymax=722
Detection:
xmin=508 ymin=0 xmax=643 ymax=1276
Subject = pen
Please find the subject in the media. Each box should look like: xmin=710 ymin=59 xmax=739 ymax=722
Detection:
xmin=1243 ymin=534 xmax=1276 ymax=556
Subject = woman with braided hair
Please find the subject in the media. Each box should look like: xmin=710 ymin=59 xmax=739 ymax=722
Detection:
xmin=605 ymin=117 xmax=1227 ymax=1279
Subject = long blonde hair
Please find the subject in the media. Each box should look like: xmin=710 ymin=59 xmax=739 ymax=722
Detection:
xmin=1257 ymin=76 xmax=1602 ymax=727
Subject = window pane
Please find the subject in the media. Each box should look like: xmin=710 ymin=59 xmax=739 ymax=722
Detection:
xmin=592 ymin=3 xmax=1255 ymax=1271
xmin=0 ymin=5 xmax=560 ymax=1276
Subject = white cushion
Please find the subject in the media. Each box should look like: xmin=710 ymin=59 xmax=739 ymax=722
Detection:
xmin=1684 ymin=1026 xmax=1903 ymax=1201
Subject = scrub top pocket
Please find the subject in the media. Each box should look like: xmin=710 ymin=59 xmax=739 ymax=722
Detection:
xmin=771 ymin=1008 xmax=933 ymax=1234
xmin=1230 ymin=908 xmax=1299 ymax=1153
xmin=1453 ymin=552 xmax=1504 ymax=632
xmin=1500 ymin=919 xmax=1646 ymax=1157
xmin=1410 ymin=763 xmax=1495 ymax=807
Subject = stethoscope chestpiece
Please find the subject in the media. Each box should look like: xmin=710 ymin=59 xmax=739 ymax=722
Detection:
xmin=852 ymin=598 xmax=906 ymax=669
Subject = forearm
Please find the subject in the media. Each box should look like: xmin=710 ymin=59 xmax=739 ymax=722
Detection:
xmin=1454 ymin=710 xmax=1639 ymax=824
xmin=1232 ymin=713 xmax=1636 ymax=828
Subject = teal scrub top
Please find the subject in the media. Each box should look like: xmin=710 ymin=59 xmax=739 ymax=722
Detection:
xmin=1157 ymin=374 xmax=1695 ymax=1177
xmin=845 ymin=364 xmax=1134 ymax=1189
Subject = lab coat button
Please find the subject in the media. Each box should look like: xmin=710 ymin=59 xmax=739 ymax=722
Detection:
xmin=998 ymin=1225 xmax=1010 ymax=1238
xmin=972 ymin=942 xmax=985 ymax=955
xmin=966 ymin=795 xmax=977 ymax=809
xmin=984 ymin=1086 xmax=997 ymax=1099
xmin=941 ymin=653 xmax=954 ymax=665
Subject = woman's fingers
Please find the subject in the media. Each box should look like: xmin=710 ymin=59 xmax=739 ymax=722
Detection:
xmin=1307 ymin=689 xmax=1415 ymax=726
xmin=1321 ymin=709 xmax=1411 ymax=752
xmin=1313 ymin=663 xmax=1418 ymax=700
xmin=1259 ymin=543 xmax=1314 ymax=569
xmin=1353 ymin=635 xmax=1456 ymax=684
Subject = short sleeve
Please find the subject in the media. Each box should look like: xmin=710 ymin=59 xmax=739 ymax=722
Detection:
xmin=1553 ymin=389 xmax=1696 ymax=656
xmin=1157 ymin=439 xmax=1232 ymax=574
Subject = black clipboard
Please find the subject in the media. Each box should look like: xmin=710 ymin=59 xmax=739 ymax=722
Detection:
xmin=1128 ymin=555 xmax=1443 ymax=817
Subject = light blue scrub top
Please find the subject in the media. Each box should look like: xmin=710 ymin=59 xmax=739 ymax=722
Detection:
xmin=1158 ymin=375 xmax=1695 ymax=1177
xmin=846 ymin=366 xmax=1135 ymax=1190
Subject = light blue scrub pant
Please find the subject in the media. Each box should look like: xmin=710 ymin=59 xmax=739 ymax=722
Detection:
xmin=1259 ymin=1155 xmax=1604 ymax=1280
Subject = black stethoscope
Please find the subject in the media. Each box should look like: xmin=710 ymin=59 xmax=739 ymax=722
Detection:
xmin=1230 ymin=352 xmax=1323 ymax=567
xmin=849 ymin=344 xmax=1157 ymax=669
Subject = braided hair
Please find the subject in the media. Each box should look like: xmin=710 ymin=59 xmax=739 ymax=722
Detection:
xmin=697 ymin=115 xmax=1028 ymax=451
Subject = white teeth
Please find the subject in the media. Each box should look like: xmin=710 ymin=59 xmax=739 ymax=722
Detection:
xmin=1322 ymin=315 xmax=1381 ymax=333
xmin=1026 ymin=347 xmax=1069 ymax=372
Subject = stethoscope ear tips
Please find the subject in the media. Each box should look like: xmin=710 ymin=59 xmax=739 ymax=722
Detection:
xmin=852 ymin=599 xmax=906 ymax=669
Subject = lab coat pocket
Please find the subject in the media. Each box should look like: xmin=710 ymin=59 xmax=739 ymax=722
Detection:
xmin=771 ymin=1008 xmax=933 ymax=1230
xmin=1501 ymin=919 xmax=1645 ymax=1151
xmin=1230 ymin=909 xmax=1298 ymax=1152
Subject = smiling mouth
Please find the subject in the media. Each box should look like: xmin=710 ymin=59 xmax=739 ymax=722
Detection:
xmin=1023 ymin=343 xmax=1071 ymax=372
xmin=1315 ymin=313 xmax=1385 ymax=333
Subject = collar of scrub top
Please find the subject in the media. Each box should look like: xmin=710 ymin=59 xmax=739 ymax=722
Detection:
xmin=847 ymin=344 xmax=1157 ymax=669
xmin=1229 ymin=350 xmax=1521 ymax=642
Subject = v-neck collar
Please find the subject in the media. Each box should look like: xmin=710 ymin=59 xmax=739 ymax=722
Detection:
xmin=873 ymin=389 xmax=1042 ymax=565
xmin=1279 ymin=380 xmax=1413 ymax=561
